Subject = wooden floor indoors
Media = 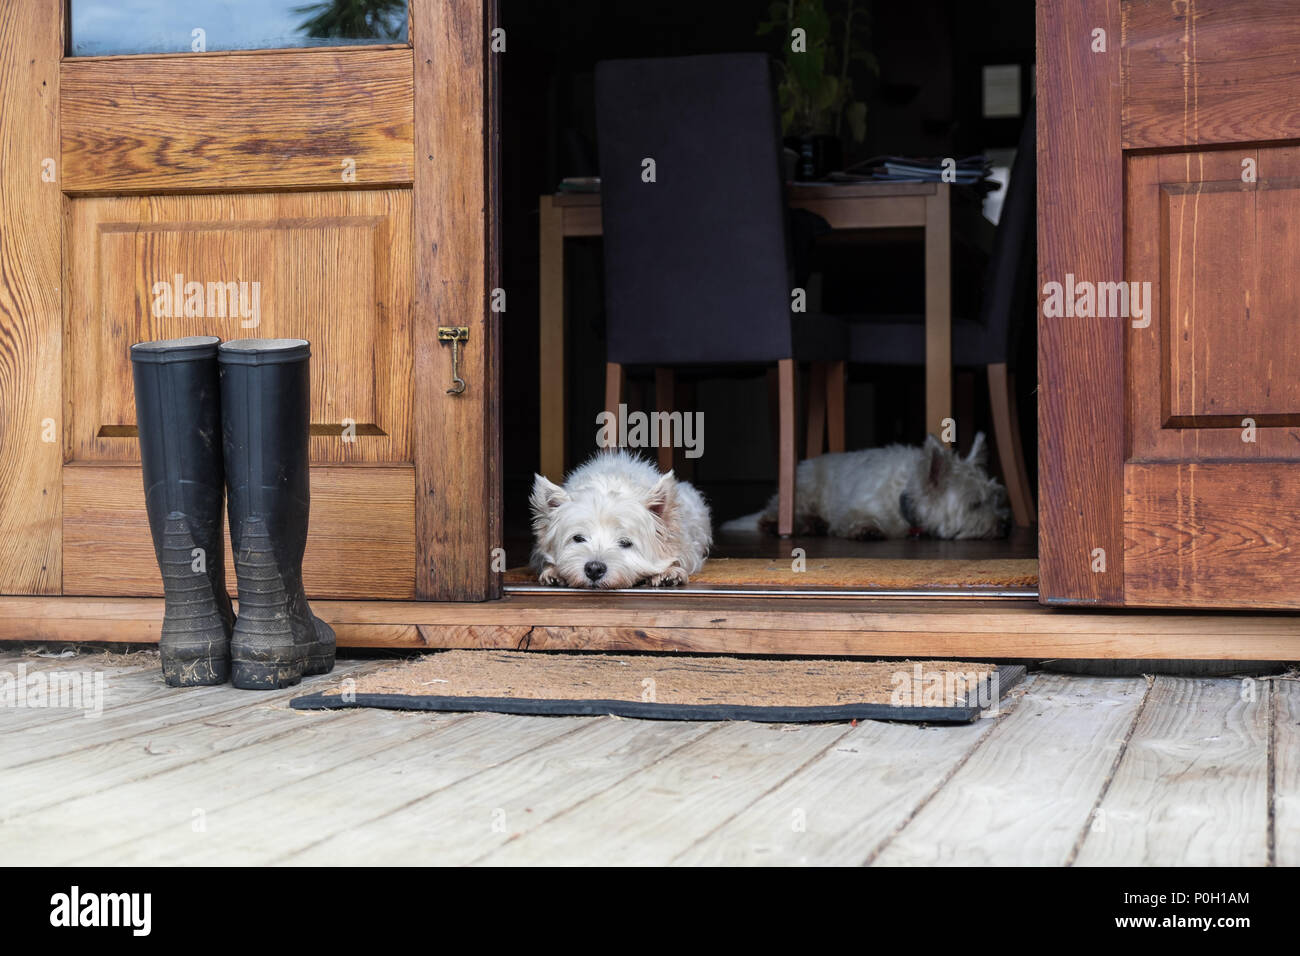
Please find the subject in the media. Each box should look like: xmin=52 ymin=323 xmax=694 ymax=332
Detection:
xmin=1 ymin=649 xmax=1295 ymax=866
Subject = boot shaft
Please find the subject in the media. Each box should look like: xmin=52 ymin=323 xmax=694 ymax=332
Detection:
xmin=218 ymin=339 xmax=312 ymax=567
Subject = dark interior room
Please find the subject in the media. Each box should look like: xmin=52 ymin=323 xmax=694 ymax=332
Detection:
xmin=498 ymin=0 xmax=1038 ymax=570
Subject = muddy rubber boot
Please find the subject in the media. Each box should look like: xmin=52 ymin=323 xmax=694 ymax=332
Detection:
xmin=130 ymin=336 xmax=235 ymax=686
xmin=219 ymin=339 xmax=336 ymax=690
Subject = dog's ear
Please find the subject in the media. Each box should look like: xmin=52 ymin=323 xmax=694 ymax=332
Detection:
xmin=646 ymin=470 xmax=678 ymax=520
xmin=922 ymin=436 xmax=951 ymax=487
xmin=966 ymin=432 xmax=988 ymax=468
xmin=529 ymin=474 xmax=569 ymax=517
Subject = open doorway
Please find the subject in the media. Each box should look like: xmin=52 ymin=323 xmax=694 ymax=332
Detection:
xmin=498 ymin=0 xmax=1037 ymax=595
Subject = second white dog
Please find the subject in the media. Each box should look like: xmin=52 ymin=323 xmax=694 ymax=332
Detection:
xmin=531 ymin=450 xmax=713 ymax=588
xmin=723 ymin=434 xmax=1010 ymax=540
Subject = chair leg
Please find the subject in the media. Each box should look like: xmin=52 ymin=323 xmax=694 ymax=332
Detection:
xmin=806 ymin=361 xmax=827 ymax=459
xmin=654 ymin=367 xmax=675 ymax=474
xmin=675 ymin=377 xmax=697 ymax=483
xmin=987 ymin=362 xmax=1034 ymax=527
xmin=777 ymin=359 xmax=797 ymax=537
xmin=826 ymin=360 xmax=846 ymax=453
xmin=604 ymin=362 xmax=624 ymax=442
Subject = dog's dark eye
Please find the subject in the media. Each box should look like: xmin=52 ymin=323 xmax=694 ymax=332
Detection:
xmin=571 ymin=534 xmax=586 ymax=544
xmin=618 ymin=539 xmax=633 ymax=549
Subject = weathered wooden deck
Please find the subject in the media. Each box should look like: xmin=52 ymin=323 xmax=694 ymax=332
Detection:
xmin=0 ymin=649 xmax=1294 ymax=866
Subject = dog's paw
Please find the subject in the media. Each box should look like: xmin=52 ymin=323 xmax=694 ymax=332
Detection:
xmin=537 ymin=566 xmax=565 ymax=586
xmin=648 ymin=566 xmax=689 ymax=587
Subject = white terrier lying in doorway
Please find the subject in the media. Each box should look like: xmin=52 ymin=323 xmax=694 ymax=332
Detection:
xmin=531 ymin=450 xmax=713 ymax=588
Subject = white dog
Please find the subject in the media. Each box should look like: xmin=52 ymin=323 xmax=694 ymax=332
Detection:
xmin=723 ymin=434 xmax=1010 ymax=540
xmin=530 ymin=450 xmax=713 ymax=588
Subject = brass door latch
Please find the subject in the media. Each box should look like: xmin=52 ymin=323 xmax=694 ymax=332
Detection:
xmin=437 ymin=326 xmax=469 ymax=395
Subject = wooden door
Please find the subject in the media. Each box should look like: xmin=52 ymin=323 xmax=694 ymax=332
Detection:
xmin=1040 ymin=0 xmax=1300 ymax=609
xmin=0 ymin=0 xmax=499 ymax=602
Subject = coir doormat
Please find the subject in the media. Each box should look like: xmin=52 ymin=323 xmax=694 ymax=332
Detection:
xmin=291 ymin=651 xmax=1025 ymax=723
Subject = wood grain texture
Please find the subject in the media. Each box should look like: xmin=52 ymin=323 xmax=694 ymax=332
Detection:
xmin=62 ymin=464 xmax=415 ymax=599
xmin=60 ymin=48 xmax=413 ymax=193
xmin=104 ymin=713 xmax=578 ymax=866
xmin=1036 ymin=0 xmax=1125 ymax=605
xmin=413 ymin=0 xmax=498 ymax=600
xmin=288 ymin=716 xmax=712 ymax=865
xmin=1074 ymin=677 xmax=1270 ymax=866
xmin=674 ymin=705 xmax=994 ymax=865
xmin=0 ymin=0 xmax=62 ymax=594
xmin=479 ymin=720 xmax=852 ymax=865
xmin=872 ymin=675 xmax=1146 ymax=865
xmin=503 ymin=557 xmax=1038 ymax=590
xmin=1123 ymin=0 xmax=1300 ymax=150
xmin=1274 ymin=678 xmax=1300 ymax=867
xmin=6 ymin=594 xmax=1299 ymax=659
xmin=64 ymin=190 xmax=413 ymax=466
xmin=1125 ymin=462 xmax=1300 ymax=609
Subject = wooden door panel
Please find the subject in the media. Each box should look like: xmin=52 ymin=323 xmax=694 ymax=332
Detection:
xmin=62 ymin=464 xmax=415 ymax=599
xmin=1123 ymin=0 xmax=1300 ymax=150
xmin=65 ymin=189 xmax=413 ymax=466
xmin=1125 ymin=462 xmax=1300 ymax=609
xmin=1127 ymin=148 xmax=1300 ymax=461
xmin=60 ymin=49 xmax=414 ymax=193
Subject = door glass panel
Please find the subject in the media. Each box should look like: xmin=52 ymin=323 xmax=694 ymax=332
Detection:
xmin=69 ymin=0 xmax=409 ymax=56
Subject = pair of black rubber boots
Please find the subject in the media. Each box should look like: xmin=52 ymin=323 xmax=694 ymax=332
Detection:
xmin=131 ymin=336 xmax=335 ymax=690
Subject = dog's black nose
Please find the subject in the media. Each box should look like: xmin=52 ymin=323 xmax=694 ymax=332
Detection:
xmin=584 ymin=560 xmax=607 ymax=582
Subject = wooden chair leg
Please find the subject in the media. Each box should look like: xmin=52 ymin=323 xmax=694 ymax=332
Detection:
xmin=987 ymin=362 xmax=1035 ymax=526
xmin=675 ymin=377 xmax=697 ymax=483
xmin=654 ymin=366 xmax=675 ymax=474
xmin=777 ymin=358 xmax=797 ymax=537
xmin=766 ymin=366 xmax=780 ymax=446
xmin=826 ymin=360 xmax=846 ymax=453
xmin=604 ymin=362 xmax=624 ymax=445
xmin=806 ymin=361 xmax=827 ymax=459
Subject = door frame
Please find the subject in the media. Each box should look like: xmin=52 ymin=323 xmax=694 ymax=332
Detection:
xmin=1036 ymin=0 xmax=1124 ymax=606
xmin=413 ymin=0 xmax=502 ymax=601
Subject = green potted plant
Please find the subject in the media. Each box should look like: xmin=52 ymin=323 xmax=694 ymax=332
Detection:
xmin=758 ymin=0 xmax=877 ymax=179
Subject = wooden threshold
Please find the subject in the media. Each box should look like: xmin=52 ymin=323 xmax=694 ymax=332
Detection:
xmin=0 ymin=594 xmax=1296 ymax=660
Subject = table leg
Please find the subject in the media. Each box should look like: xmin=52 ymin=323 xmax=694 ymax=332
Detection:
xmin=538 ymin=195 xmax=566 ymax=481
xmin=924 ymin=189 xmax=952 ymax=443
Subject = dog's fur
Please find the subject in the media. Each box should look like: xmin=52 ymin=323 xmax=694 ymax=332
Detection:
xmin=530 ymin=450 xmax=712 ymax=588
xmin=723 ymin=434 xmax=1010 ymax=540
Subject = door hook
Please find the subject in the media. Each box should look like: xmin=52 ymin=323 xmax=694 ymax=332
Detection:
xmin=437 ymin=327 xmax=470 ymax=395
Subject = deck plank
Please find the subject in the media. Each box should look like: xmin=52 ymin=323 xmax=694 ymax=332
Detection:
xmin=288 ymin=716 xmax=716 ymax=865
xmin=1073 ymin=677 xmax=1270 ymax=867
xmin=1272 ymin=678 xmax=1300 ymax=867
xmin=0 ymin=660 xmax=372 ymax=767
xmin=477 ymin=720 xmax=858 ymax=866
xmin=870 ymin=675 xmax=1147 ymax=866
xmin=75 ymin=712 xmax=595 ymax=865
xmin=3 ymin=706 xmax=468 ymax=865
xmin=672 ymin=707 xmax=998 ymax=865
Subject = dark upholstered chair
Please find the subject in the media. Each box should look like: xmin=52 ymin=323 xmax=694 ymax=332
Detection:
xmin=594 ymin=53 xmax=845 ymax=535
xmin=816 ymin=109 xmax=1038 ymax=525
